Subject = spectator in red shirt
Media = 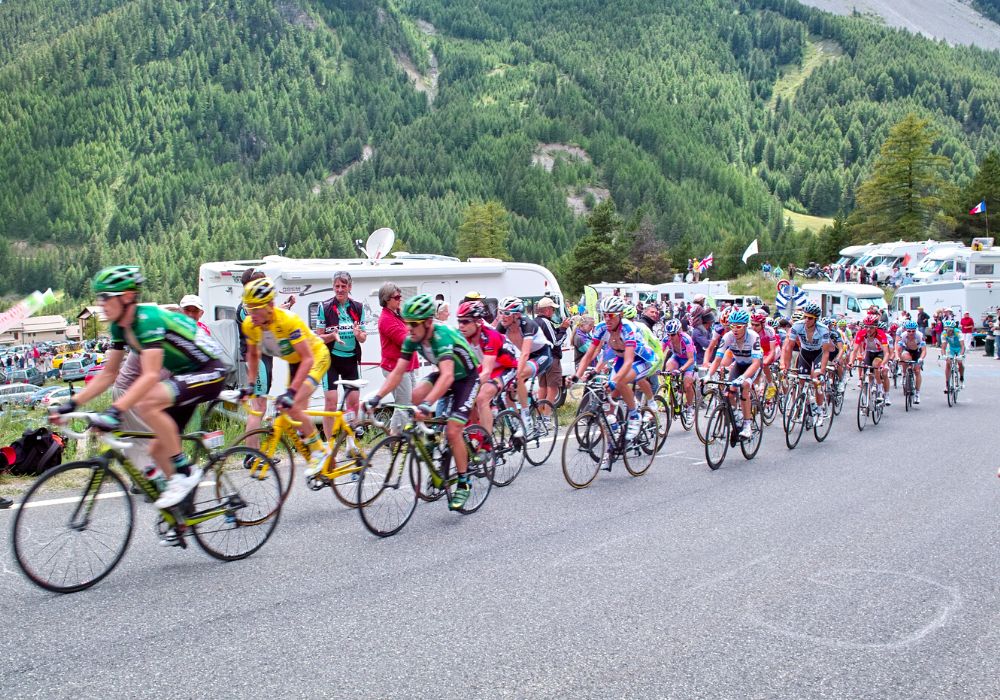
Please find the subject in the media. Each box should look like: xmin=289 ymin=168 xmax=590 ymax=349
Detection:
xmin=960 ymin=312 xmax=975 ymax=349
xmin=377 ymin=282 xmax=418 ymax=434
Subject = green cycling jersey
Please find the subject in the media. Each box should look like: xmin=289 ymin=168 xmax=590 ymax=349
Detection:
xmin=110 ymin=304 xmax=222 ymax=374
xmin=400 ymin=323 xmax=479 ymax=380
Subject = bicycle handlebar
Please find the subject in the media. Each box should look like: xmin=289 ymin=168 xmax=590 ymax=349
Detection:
xmin=365 ymin=403 xmax=435 ymax=436
xmin=54 ymin=413 xmax=133 ymax=450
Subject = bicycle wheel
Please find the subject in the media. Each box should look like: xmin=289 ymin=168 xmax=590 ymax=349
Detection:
xmin=357 ymin=435 xmax=419 ymax=537
xmin=761 ymin=384 xmax=777 ymax=426
xmin=650 ymin=394 xmax=671 ymax=450
xmin=903 ymin=371 xmax=913 ymax=412
xmin=695 ymin=388 xmax=719 ymax=445
xmin=833 ymin=382 xmax=845 ymax=416
xmin=856 ymin=382 xmax=869 ymax=432
xmin=446 ymin=425 xmax=494 ymax=514
xmin=624 ymin=406 xmax=658 ymax=476
xmin=193 ymin=446 xmax=283 ymax=561
xmin=784 ymin=393 xmax=806 ymax=450
xmin=12 ymin=460 xmax=134 ymax=593
xmin=871 ymin=387 xmax=884 ymax=425
xmin=524 ymin=400 xmax=557 ymax=466
xmin=704 ymin=405 xmax=730 ymax=470
xmin=327 ymin=431 xmax=370 ymax=509
xmin=677 ymin=392 xmax=694 ymax=431
xmin=232 ymin=427 xmax=296 ymax=502
xmin=491 ymin=409 xmax=526 ymax=487
xmin=561 ymin=412 xmax=606 ymax=488
xmin=740 ymin=400 xmax=764 ymax=460
xmin=813 ymin=399 xmax=834 ymax=442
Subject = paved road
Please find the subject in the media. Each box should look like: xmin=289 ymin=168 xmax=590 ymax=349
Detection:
xmin=2 ymin=355 xmax=999 ymax=698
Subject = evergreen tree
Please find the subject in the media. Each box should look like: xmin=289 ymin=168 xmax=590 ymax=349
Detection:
xmin=562 ymin=200 xmax=630 ymax=294
xmin=456 ymin=201 xmax=512 ymax=260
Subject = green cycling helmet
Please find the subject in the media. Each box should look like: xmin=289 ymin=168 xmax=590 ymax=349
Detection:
xmin=91 ymin=265 xmax=144 ymax=294
xmin=623 ymin=305 xmax=638 ymax=320
xmin=401 ymin=293 xmax=436 ymax=321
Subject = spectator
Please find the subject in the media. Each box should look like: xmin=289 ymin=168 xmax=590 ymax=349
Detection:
xmin=691 ymin=313 xmax=713 ymax=365
xmin=179 ymin=294 xmax=212 ymax=336
xmin=434 ymin=299 xmax=450 ymax=322
xmin=917 ymin=306 xmax=930 ymax=340
xmin=960 ymin=312 xmax=975 ymax=349
xmin=534 ymin=297 xmax=568 ymax=410
xmin=573 ymin=315 xmax=595 ymax=365
xmin=761 ymin=260 xmax=772 ymax=279
xmin=773 ymin=264 xmax=784 ymax=280
xmin=639 ymin=304 xmax=659 ymax=331
xmin=377 ymin=282 xmax=417 ymax=434
xmin=315 ymin=271 xmax=366 ymax=437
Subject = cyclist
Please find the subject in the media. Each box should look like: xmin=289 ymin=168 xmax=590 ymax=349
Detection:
xmin=572 ymin=295 xmax=656 ymax=442
xmin=850 ymin=316 xmax=892 ymax=405
xmin=456 ymin=299 xmax=519 ymax=434
xmin=779 ymin=302 xmax=831 ymax=425
xmin=939 ymin=318 xmax=966 ymax=388
xmin=496 ymin=296 xmax=553 ymax=434
xmin=240 ymin=277 xmax=332 ymax=477
xmin=750 ymin=310 xmax=778 ymax=397
xmin=823 ymin=316 xmax=847 ymax=386
xmin=661 ymin=319 xmax=697 ymax=421
xmin=53 ymin=266 xmax=227 ymax=510
xmin=896 ymin=319 xmax=927 ymax=404
xmin=367 ymin=294 xmax=480 ymax=510
xmin=706 ymin=309 xmax=762 ymax=439
xmin=623 ymin=304 xmax=661 ymax=404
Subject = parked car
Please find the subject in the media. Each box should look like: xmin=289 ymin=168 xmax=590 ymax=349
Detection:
xmin=84 ymin=363 xmax=105 ymax=384
xmin=0 ymin=383 xmax=40 ymax=408
xmin=28 ymin=386 xmax=63 ymax=407
xmin=52 ymin=352 xmax=76 ymax=370
xmin=60 ymin=360 xmax=93 ymax=382
xmin=36 ymin=386 xmax=73 ymax=409
xmin=6 ymin=367 xmax=44 ymax=386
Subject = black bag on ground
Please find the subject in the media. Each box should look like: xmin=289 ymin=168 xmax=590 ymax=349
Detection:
xmin=5 ymin=428 xmax=64 ymax=477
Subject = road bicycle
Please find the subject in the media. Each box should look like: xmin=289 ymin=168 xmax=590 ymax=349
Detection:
xmin=824 ymin=364 xmax=847 ymax=417
xmin=355 ymin=406 xmax=495 ymax=537
xmin=11 ymin=414 xmax=281 ymax=593
xmin=485 ymin=393 xmax=526 ymax=487
xmin=702 ymin=378 xmax=763 ymax=469
xmin=655 ymin=369 xmax=694 ymax=439
xmin=941 ymin=353 xmax=964 ymax=407
xmin=854 ymin=363 xmax=885 ymax=431
xmin=561 ymin=375 xmax=659 ymax=488
xmin=900 ymin=359 xmax=920 ymax=412
xmin=503 ymin=374 xmax=558 ymax=466
xmin=694 ymin=374 xmax=722 ymax=445
xmin=783 ymin=371 xmax=833 ymax=449
xmin=227 ymin=380 xmax=386 ymax=508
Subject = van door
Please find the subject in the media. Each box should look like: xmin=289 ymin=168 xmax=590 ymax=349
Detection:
xmin=420 ymin=281 xmax=453 ymax=314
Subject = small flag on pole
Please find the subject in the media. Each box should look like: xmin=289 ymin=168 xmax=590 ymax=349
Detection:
xmin=741 ymin=239 xmax=759 ymax=265
xmin=970 ymin=200 xmax=986 ymax=215
xmin=698 ymin=254 xmax=714 ymax=273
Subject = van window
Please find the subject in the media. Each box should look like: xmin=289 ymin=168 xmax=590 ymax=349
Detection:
xmin=215 ymin=306 xmax=236 ymax=321
xmin=974 ymin=263 xmax=994 ymax=275
xmin=909 ymin=297 xmax=920 ymax=311
xmin=956 ymin=261 xmax=967 ymax=274
xmin=847 ymin=297 xmax=860 ymax=312
xmin=674 ymin=293 xmax=684 ymax=300
xmin=830 ymin=296 xmax=841 ymax=306
xmin=941 ymin=261 xmax=954 ymax=274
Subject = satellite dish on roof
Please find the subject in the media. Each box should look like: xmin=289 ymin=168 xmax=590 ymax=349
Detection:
xmin=365 ymin=228 xmax=395 ymax=261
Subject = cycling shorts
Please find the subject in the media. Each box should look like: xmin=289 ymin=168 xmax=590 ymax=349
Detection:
xmin=524 ymin=347 xmax=553 ymax=378
xmin=163 ymin=360 xmax=227 ymax=431
xmin=864 ymin=351 xmax=884 ymax=366
xmin=421 ymin=372 xmax=480 ymax=424
xmin=613 ymin=355 xmax=652 ymax=381
xmin=797 ymin=348 xmax=824 ymax=373
xmin=488 ymin=367 xmax=517 ymax=392
xmin=944 ymin=347 xmax=963 ymax=358
xmin=728 ymin=361 xmax=759 ymax=383
xmin=664 ymin=357 xmax=697 ymax=375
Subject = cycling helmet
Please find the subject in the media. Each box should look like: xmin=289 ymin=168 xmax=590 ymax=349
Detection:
xmin=877 ymin=321 xmax=888 ymax=331
xmin=719 ymin=307 xmax=733 ymax=323
xmin=729 ymin=309 xmax=750 ymax=325
xmin=943 ymin=319 xmax=957 ymax=329
xmin=456 ymin=300 xmax=485 ymax=319
xmin=802 ymin=301 xmax=821 ymax=318
xmin=664 ymin=319 xmax=681 ymax=335
xmin=92 ymin=265 xmax=144 ymax=294
xmin=889 ymin=323 xmax=899 ymax=334
xmin=242 ymin=277 xmax=276 ymax=307
xmin=864 ymin=316 xmax=878 ymax=327
xmin=767 ymin=318 xmax=778 ymax=327
xmin=623 ymin=305 xmax=638 ymax=320
xmin=401 ymin=293 xmax=437 ymax=321
xmin=750 ymin=310 xmax=767 ymax=324
xmin=792 ymin=310 xmax=804 ymax=322
xmin=498 ymin=296 xmax=524 ymax=314
xmin=904 ymin=320 xmax=918 ymax=330
xmin=599 ymin=296 xmax=628 ymax=315
xmin=837 ymin=319 xmax=847 ymax=328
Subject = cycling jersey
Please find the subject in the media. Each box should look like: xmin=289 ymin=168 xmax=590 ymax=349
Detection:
xmin=590 ymin=320 xmax=656 ymax=364
xmin=896 ymin=330 xmax=926 ymax=353
xmin=401 ymin=323 xmax=479 ymax=380
xmin=854 ymin=329 xmax=888 ymax=354
xmin=941 ymin=329 xmax=963 ymax=356
xmin=498 ymin=316 xmax=551 ymax=358
xmin=664 ymin=332 xmax=696 ymax=361
xmin=636 ymin=322 xmax=664 ymax=371
xmin=716 ymin=329 xmax=763 ymax=364
xmin=473 ymin=325 xmax=519 ymax=371
xmin=242 ymin=307 xmax=327 ymax=364
xmin=789 ymin=321 xmax=831 ymax=352
xmin=757 ymin=325 xmax=778 ymax=356
xmin=111 ymin=304 xmax=222 ymax=375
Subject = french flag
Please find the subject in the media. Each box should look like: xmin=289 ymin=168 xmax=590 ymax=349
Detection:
xmin=969 ymin=200 xmax=986 ymax=215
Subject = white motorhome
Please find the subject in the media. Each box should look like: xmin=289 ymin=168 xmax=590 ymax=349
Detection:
xmin=835 ymin=244 xmax=876 ymax=268
xmin=199 ymin=246 xmax=566 ymax=393
xmin=868 ymin=240 xmax=941 ymax=281
xmin=801 ymin=282 xmax=887 ymax=321
xmin=892 ymin=279 xmax=1000 ymax=330
xmin=588 ymin=282 xmax=661 ymax=306
xmin=653 ymin=281 xmax=730 ymax=304
xmin=911 ymin=245 xmax=1000 ymax=283
xmin=711 ymin=293 xmax=765 ymax=309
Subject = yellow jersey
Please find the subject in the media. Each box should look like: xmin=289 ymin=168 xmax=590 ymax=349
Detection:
xmin=242 ymin=307 xmax=327 ymax=364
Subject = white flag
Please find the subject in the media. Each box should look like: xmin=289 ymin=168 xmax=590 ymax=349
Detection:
xmin=741 ymin=238 xmax=759 ymax=265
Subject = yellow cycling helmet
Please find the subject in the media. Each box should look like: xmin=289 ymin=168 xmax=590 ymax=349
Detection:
xmin=243 ymin=277 xmax=276 ymax=308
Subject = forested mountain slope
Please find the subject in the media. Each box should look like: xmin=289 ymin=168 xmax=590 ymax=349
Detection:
xmin=1 ymin=0 xmax=999 ymax=299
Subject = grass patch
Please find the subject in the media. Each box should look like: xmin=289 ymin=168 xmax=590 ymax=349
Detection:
xmin=769 ymin=37 xmax=844 ymax=110
xmin=783 ymin=208 xmax=834 ymax=233
xmin=727 ymin=273 xmax=779 ymax=306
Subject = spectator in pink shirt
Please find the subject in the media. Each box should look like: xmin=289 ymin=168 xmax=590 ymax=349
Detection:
xmin=378 ymin=282 xmax=418 ymax=433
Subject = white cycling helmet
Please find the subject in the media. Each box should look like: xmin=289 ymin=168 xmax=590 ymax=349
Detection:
xmin=599 ymin=296 xmax=628 ymax=315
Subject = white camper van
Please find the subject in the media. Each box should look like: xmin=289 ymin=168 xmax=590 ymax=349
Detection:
xmin=801 ymin=282 xmax=887 ymax=321
xmin=588 ymin=283 xmax=660 ymax=306
xmin=868 ymin=241 xmax=939 ymax=281
xmin=835 ymin=244 xmax=876 ymax=268
xmin=911 ymin=245 xmax=1000 ymax=283
xmin=892 ymin=280 xmax=1000 ymax=330
xmin=198 ymin=231 xmax=566 ymax=393
xmin=654 ymin=281 xmax=730 ymax=304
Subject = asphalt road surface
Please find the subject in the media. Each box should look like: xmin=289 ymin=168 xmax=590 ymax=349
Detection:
xmin=2 ymin=354 xmax=999 ymax=699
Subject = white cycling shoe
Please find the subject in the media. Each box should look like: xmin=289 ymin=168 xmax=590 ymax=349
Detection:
xmin=154 ymin=469 xmax=203 ymax=509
